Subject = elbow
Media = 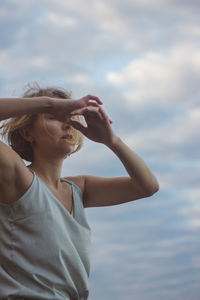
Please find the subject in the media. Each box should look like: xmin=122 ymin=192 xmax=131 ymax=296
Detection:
xmin=153 ymin=183 xmax=160 ymax=194
xmin=145 ymin=182 xmax=160 ymax=197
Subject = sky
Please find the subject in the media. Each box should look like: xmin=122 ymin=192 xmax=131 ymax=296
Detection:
xmin=0 ymin=0 xmax=200 ymax=299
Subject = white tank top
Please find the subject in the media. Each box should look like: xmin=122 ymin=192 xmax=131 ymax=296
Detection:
xmin=0 ymin=170 xmax=91 ymax=300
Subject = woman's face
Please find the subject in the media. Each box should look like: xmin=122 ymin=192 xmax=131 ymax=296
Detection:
xmin=29 ymin=113 xmax=77 ymax=159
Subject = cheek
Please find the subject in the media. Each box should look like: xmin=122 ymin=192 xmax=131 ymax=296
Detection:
xmin=41 ymin=118 xmax=60 ymax=139
xmin=45 ymin=124 xmax=59 ymax=138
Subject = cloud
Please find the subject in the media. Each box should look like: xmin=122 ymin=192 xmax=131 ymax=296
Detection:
xmin=124 ymin=107 xmax=200 ymax=161
xmin=45 ymin=0 xmax=128 ymax=35
xmin=158 ymin=166 xmax=200 ymax=190
xmin=177 ymin=187 xmax=200 ymax=230
xmin=87 ymin=190 xmax=200 ymax=300
xmin=1 ymin=1 xmax=200 ymax=299
xmin=41 ymin=12 xmax=78 ymax=29
xmin=107 ymin=44 xmax=200 ymax=109
xmin=66 ymin=73 xmax=93 ymax=86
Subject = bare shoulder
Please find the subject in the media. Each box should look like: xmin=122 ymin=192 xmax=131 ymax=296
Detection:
xmin=63 ymin=175 xmax=85 ymax=193
xmin=0 ymin=140 xmax=33 ymax=204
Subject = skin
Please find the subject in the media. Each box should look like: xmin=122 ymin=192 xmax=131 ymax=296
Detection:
xmin=22 ymin=105 xmax=114 ymax=191
xmin=0 ymin=94 xmax=159 ymax=210
xmin=0 ymin=95 xmax=102 ymax=207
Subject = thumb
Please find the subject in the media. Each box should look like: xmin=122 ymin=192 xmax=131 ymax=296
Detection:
xmin=69 ymin=119 xmax=87 ymax=135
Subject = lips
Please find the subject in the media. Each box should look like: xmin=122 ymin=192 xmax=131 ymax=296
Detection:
xmin=62 ymin=134 xmax=72 ymax=140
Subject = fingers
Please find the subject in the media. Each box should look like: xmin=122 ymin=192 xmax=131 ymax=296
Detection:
xmin=87 ymin=102 xmax=101 ymax=108
xmin=70 ymin=104 xmax=113 ymax=125
xmin=70 ymin=107 xmax=85 ymax=116
xmin=68 ymin=119 xmax=87 ymax=135
xmin=70 ymin=106 xmax=102 ymax=118
xmin=98 ymin=106 xmax=113 ymax=124
xmin=81 ymin=94 xmax=103 ymax=105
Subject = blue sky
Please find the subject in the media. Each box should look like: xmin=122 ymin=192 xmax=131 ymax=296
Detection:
xmin=0 ymin=0 xmax=200 ymax=299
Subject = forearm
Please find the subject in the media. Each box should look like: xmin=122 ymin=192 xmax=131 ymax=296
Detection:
xmin=107 ymin=136 xmax=159 ymax=194
xmin=0 ymin=97 xmax=52 ymax=121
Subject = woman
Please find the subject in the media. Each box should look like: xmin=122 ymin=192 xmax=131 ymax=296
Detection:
xmin=0 ymin=85 xmax=159 ymax=299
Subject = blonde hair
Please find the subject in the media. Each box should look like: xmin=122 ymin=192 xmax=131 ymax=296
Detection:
xmin=0 ymin=83 xmax=84 ymax=162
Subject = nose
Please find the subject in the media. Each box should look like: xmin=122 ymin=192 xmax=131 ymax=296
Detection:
xmin=62 ymin=119 xmax=71 ymax=130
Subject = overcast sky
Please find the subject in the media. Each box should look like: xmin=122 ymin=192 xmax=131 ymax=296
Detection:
xmin=0 ymin=0 xmax=200 ymax=299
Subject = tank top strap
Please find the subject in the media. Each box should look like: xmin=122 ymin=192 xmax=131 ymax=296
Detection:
xmin=61 ymin=177 xmax=82 ymax=195
xmin=61 ymin=177 xmax=90 ymax=231
xmin=61 ymin=177 xmax=73 ymax=185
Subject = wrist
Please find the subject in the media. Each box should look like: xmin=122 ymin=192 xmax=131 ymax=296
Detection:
xmin=37 ymin=96 xmax=54 ymax=113
xmin=106 ymin=135 xmax=121 ymax=150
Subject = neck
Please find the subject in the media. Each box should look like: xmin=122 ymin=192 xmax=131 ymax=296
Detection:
xmin=28 ymin=158 xmax=64 ymax=189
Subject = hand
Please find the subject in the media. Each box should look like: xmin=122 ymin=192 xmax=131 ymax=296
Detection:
xmin=49 ymin=94 xmax=103 ymax=121
xmin=68 ymin=105 xmax=117 ymax=146
xmin=75 ymin=94 xmax=103 ymax=109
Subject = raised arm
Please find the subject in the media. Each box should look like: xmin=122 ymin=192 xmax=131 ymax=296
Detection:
xmin=0 ymin=94 xmax=102 ymax=122
xmin=69 ymin=106 xmax=159 ymax=207
xmin=0 ymin=94 xmax=102 ymax=204
xmin=0 ymin=97 xmax=51 ymax=121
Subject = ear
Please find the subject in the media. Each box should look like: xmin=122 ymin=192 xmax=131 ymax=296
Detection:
xmin=19 ymin=127 xmax=34 ymax=143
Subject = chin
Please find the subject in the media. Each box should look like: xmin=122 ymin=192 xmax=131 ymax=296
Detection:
xmin=49 ymin=142 xmax=74 ymax=159
xmin=62 ymin=146 xmax=74 ymax=158
xmin=63 ymin=153 xmax=71 ymax=159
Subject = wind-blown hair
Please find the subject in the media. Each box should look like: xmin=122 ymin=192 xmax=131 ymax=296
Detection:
xmin=0 ymin=83 xmax=83 ymax=162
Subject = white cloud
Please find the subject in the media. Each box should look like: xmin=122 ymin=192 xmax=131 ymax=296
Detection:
xmin=46 ymin=0 xmax=126 ymax=32
xmin=66 ymin=73 xmax=93 ymax=86
xmin=124 ymin=106 xmax=200 ymax=161
xmin=0 ymin=0 xmax=36 ymax=23
xmin=1 ymin=1 xmax=200 ymax=299
xmin=0 ymin=50 xmax=8 ymax=64
xmin=0 ymin=52 xmax=52 ymax=78
xmin=40 ymin=12 xmax=78 ymax=29
xmin=62 ymin=140 xmax=115 ymax=177
xmin=88 ymin=2 xmax=127 ymax=35
xmin=177 ymin=187 xmax=200 ymax=230
xmin=87 ymin=192 xmax=199 ymax=300
xmin=107 ymin=45 xmax=200 ymax=109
